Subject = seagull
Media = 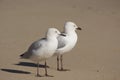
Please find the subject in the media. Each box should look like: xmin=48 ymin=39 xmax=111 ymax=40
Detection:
xmin=20 ymin=28 xmax=65 ymax=77
xmin=54 ymin=21 xmax=82 ymax=71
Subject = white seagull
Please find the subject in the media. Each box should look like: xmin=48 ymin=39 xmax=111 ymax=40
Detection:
xmin=55 ymin=21 xmax=82 ymax=71
xmin=20 ymin=28 xmax=64 ymax=77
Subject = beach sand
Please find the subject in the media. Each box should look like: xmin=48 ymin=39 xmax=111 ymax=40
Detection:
xmin=0 ymin=0 xmax=120 ymax=80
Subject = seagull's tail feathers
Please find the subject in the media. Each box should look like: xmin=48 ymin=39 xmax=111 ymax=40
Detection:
xmin=20 ymin=51 xmax=30 ymax=59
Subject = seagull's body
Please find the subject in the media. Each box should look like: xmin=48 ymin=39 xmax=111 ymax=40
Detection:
xmin=56 ymin=30 xmax=78 ymax=54
xmin=55 ymin=22 xmax=82 ymax=71
xmin=23 ymin=37 xmax=58 ymax=61
xmin=20 ymin=28 xmax=62 ymax=77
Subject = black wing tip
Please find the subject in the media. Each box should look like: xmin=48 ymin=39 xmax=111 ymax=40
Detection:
xmin=20 ymin=54 xmax=25 ymax=59
xmin=20 ymin=54 xmax=24 ymax=57
xmin=20 ymin=51 xmax=29 ymax=59
xmin=20 ymin=52 xmax=26 ymax=58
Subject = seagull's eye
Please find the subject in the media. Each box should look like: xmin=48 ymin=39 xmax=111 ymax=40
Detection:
xmin=55 ymin=31 xmax=58 ymax=33
xmin=74 ymin=25 xmax=76 ymax=27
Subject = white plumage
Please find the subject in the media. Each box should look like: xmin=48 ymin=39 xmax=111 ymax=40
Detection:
xmin=20 ymin=28 xmax=62 ymax=77
xmin=55 ymin=21 xmax=82 ymax=71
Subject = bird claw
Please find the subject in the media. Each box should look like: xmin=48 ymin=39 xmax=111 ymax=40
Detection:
xmin=45 ymin=74 xmax=54 ymax=77
xmin=57 ymin=68 xmax=70 ymax=71
xmin=36 ymin=74 xmax=43 ymax=77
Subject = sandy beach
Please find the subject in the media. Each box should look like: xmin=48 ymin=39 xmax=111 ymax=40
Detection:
xmin=0 ymin=0 xmax=120 ymax=80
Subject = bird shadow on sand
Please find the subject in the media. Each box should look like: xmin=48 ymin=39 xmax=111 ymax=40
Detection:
xmin=1 ymin=68 xmax=31 ymax=74
xmin=15 ymin=62 xmax=49 ymax=68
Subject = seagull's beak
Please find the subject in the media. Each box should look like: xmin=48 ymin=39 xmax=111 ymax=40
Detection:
xmin=60 ymin=33 xmax=66 ymax=36
xmin=77 ymin=27 xmax=82 ymax=30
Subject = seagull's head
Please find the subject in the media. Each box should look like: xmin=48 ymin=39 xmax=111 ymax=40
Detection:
xmin=65 ymin=21 xmax=82 ymax=32
xmin=47 ymin=28 xmax=65 ymax=38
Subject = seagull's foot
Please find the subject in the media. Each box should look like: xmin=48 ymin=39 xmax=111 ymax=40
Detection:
xmin=36 ymin=74 xmax=43 ymax=77
xmin=45 ymin=74 xmax=54 ymax=77
xmin=57 ymin=68 xmax=60 ymax=71
xmin=58 ymin=68 xmax=70 ymax=71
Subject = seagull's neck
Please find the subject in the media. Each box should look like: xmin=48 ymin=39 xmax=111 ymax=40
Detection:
xmin=65 ymin=29 xmax=76 ymax=35
xmin=47 ymin=35 xmax=57 ymax=41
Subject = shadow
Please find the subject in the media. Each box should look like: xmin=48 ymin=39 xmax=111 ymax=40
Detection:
xmin=1 ymin=69 xmax=31 ymax=74
xmin=15 ymin=62 xmax=49 ymax=68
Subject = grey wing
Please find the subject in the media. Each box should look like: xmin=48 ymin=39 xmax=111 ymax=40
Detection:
xmin=28 ymin=38 xmax=46 ymax=52
xmin=21 ymin=38 xmax=46 ymax=59
xmin=57 ymin=35 xmax=67 ymax=49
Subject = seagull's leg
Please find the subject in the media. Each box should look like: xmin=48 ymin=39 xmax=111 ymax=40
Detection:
xmin=45 ymin=60 xmax=48 ymax=76
xmin=59 ymin=55 xmax=70 ymax=71
xmin=60 ymin=55 xmax=64 ymax=70
xmin=57 ymin=55 xmax=60 ymax=70
xmin=45 ymin=60 xmax=53 ymax=77
xmin=36 ymin=62 xmax=42 ymax=77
